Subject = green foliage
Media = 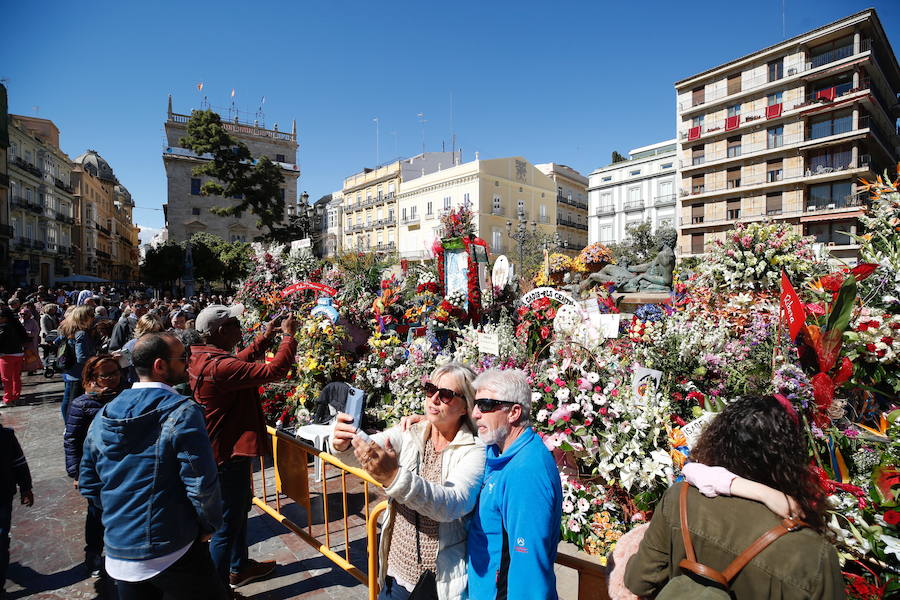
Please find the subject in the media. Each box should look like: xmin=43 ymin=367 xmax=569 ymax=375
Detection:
xmin=609 ymin=221 xmax=660 ymax=265
xmin=187 ymin=232 xmax=252 ymax=291
xmin=179 ymin=109 xmax=286 ymax=237
xmin=611 ymin=151 xmax=627 ymax=163
xmin=141 ymin=242 xmax=185 ymax=287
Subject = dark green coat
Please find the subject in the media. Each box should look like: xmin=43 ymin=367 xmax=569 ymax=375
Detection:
xmin=625 ymin=484 xmax=845 ymax=599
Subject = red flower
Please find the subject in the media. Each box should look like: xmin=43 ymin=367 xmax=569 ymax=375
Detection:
xmin=562 ymin=415 xmax=571 ymax=422
xmin=546 ymin=403 xmax=554 ymax=410
xmin=540 ymin=326 xmax=551 ymax=339
xmin=584 ymin=418 xmax=592 ymax=426
xmin=881 ymin=337 xmax=894 ymax=346
xmin=564 ymin=428 xmax=572 ymax=435
xmin=884 ymin=509 xmax=900 ymax=525
xmin=866 ymin=343 xmax=877 ymax=352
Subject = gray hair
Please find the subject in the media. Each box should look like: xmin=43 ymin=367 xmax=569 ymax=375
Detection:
xmin=430 ymin=362 xmax=477 ymax=433
xmin=473 ymin=368 xmax=532 ymax=425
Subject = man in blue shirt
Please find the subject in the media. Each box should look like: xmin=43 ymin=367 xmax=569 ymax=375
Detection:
xmin=467 ymin=369 xmax=563 ymax=600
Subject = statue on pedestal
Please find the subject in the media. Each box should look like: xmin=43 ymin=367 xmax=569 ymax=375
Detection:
xmin=576 ymin=228 xmax=678 ymax=295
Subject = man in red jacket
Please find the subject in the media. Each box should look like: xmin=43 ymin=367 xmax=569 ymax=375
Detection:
xmin=189 ymin=304 xmax=297 ymax=590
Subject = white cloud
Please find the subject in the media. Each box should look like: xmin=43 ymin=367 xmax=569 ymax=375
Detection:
xmin=137 ymin=225 xmax=161 ymax=245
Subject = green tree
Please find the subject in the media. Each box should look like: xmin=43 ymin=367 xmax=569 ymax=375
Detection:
xmin=611 ymin=151 xmax=627 ymax=163
xmin=141 ymin=242 xmax=185 ymax=289
xmin=179 ymin=109 xmax=286 ymax=238
xmin=517 ymin=231 xmax=558 ymax=282
xmin=609 ymin=220 xmax=661 ymax=265
xmin=218 ymin=241 xmax=252 ymax=292
xmin=188 ymin=233 xmax=225 ymax=285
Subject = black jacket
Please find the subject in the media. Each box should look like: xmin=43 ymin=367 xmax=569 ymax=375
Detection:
xmin=108 ymin=317 xmax=133 ymax=352
xmin=63 ymin=391 xmax=117 ymax=478
xmin=0 ymin=320 xmax=26 ymax=355
xmin=1 ymin=426 xmax=32 ymax=499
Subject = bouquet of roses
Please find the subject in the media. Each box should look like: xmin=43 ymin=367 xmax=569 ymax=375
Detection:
xmin=515 ymin=297 xmax=558 ymax=358
xmin=439 ymin=205 xmax=475 ymax=239
xmin=416 ymin=271 xmax=439 ymax=294
xmin=844 ymin=307 xmax=900 ymax=395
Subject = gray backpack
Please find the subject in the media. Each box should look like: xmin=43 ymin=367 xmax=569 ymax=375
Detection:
xmin=656 ymin=482 xmax=807 ymax=599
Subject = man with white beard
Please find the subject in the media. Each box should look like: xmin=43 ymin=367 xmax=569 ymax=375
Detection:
xmin=466 ymin=369 xmax=563 ymax=600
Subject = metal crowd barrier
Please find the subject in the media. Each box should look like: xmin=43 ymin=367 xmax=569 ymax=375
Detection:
xmin=251 ymin=425 xmax=388 ymax=600
xmin=251 ymin=425 xmax=609 ymax=600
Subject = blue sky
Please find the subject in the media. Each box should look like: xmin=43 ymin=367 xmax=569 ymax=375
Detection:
xmin=5 ymin=0 xmax=899 ymax=242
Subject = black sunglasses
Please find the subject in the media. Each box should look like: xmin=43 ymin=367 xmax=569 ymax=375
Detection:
xmin=423 ymin=382 xmax=461 ymax=403
xmin=474 ymin=397 xmax=516 ymax=413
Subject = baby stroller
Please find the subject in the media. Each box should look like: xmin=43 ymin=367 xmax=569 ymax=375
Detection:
xmin=41 ymin=331 xmax=60 ymax=379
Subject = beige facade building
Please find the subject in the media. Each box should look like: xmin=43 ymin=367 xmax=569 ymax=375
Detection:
xmin=8 ymin=115 xmax=76 ymax=286
xmin=0 ymin=85 xmax=10 ymax=286
xmin=341 ymin=152 xmax=459 ymax=253
xmin=395 ymin=155 xmax=558 ymax=269
xmin=162 ymin=96 xmax=300 ymax=244
xmin=72 ymin=150 xmax=142 ymax=283
xmin=535 ymin=163 xmax=589 ymax=256
xmin=676 ymin=9 xmax=900 ymax=260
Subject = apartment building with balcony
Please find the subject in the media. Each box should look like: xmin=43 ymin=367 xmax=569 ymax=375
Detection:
xmin=162 ymin=96 xmax=300 ymax=244
xmin=535 ymin=163 xmax=589 ymax=256
xmin=341 ymin=151 xmax=459 ymax=253
xmin=72 ymin=150 xmax=117 ymax=280
xmin=675 ymin=9 xmax=900 ymax=260
xmin=322 ymin=190 xmax=343 ymax=257
xmin=0 ymin=85 xmax=10 ymax=286
xmin=588 ymin=140 xmax=678 ymax=246
xmin=395 ymin=155 xmax=558 ymax=267
xmin=8 ymin=115 xmax=76 ymax=286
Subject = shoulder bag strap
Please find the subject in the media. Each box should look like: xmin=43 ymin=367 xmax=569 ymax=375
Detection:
xmin=677 ymin=480 xmax=808 ymax=588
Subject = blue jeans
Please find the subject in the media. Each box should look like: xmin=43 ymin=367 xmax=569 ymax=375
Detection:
xmin=61 ymin=379 xmax=83 ymax=421
xmin=378 ymin=576 xmax=412 ymax=600
xmin=0 ymin=499 xmax=11 ymax=594
xmin=209 ymin=457 xmax=251 ymax=581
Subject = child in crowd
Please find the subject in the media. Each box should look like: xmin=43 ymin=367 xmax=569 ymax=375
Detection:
xmin=1 ymin=419 xmax=34 ymax=599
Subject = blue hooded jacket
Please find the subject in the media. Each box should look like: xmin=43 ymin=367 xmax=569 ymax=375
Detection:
xmin=79 ymin=386 xmax=222 ymax=560
xmin=467 ymin=427 xmax=563 ymax=600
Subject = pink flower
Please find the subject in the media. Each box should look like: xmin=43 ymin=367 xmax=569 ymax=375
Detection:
xmin=594 ymin=385 xmax=602 ymax=393
xmin=564 ymin=428 xmax=572 ymax=435
xmin=610 ymin=389 xmax=619 ymax=397
xmin=554 ymin=378 xmax=566 ymax=387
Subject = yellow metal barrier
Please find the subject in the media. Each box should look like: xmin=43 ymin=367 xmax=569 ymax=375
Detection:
xmin=251 ymin=426 xmax=388 ymax=600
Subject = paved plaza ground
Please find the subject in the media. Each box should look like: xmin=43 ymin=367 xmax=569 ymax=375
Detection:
xmin=2 ymin=373 xmax=585 ymax=600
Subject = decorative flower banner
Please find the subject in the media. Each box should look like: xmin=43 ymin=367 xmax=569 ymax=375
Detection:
xmin=282 ymin=281 xmax=338 ymax=297
xmin=521 ymin=287 xmax=577 ymax=306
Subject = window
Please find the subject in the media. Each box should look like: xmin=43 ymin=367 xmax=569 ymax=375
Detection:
xmin=658 ymin=181 xmax=673 ymax=199
xmin=727 ymin=74 xmax=741 ymax=95
xmin=692 ymin=146 xmax=705 ymax=166
xmin=691 ymin=175 xmax=705 ymax=194
xmin=767 ymin=126 xmax=784 ymax=149
xmin=727 ymin=104 xmax=741 ymax=117
xmin=463 ymin=193 xmax=470 ymax=206
xmin=809 ymin=36 xmax=853 ymax=69
xmin=627 ymin=187 xmax=641 ymax=203
xmin=192 ymin=207 xmax=201 ymax=216
xmin=767 ymin=60 xmax=784 ymax=82
xmin=691 ymin=204 xmax=704 ymax=224
xmin=691 ymin=233 xmax=705 ymax=254
xmin=517 ymin=199 xmax=526 ymax=216
xmin=602 ymin=176 xmax=612 ymax=182
xmin=660 ymin=162 xmax=673 ymax=169
xmin=809 ymin=145 xmax=852 ymax=172
xmin=539 ymin=204 xmax=547 ymax=223
xmin=658 ymin=217 xmax=674 ymax=229
xmin=727 ymin=136 xmax=741 ymax=158
xmin=727 ymin=198 xmax=741 ymax=220
xmin=190 ymin=178 xmax=201 ymax=195
xmin=767 ymin=160 xmax=784 ymax=182
xmin=727 ymin=168 xmax=741 ymax=189
xmin=599 ymin=226 xmax=613 ymax=243
xmin=276 ymin=154 xmax=285 ymax=162
xmin=376 ymin=208 xmax=383 ymax=220
xmin=491 ymin=228 xmax=502 ymax=250
xmin=443 ymin=196 xmax=451 ymax=210
xmin=411 ymin=206 xmax=417 ymax=218
xmin=280 ymin=189 xmax=286 ymax=201
xmin=809 ymin=111 xmax=852 ymax=139
xmin=805 ymin=220 xmax=855 ymax=245
xmin=402 ymin=208 xmax=407 ymax=220
xmin=767 ymin=91 xmax=783 ymax=106
xmin=692 ymin=114 xmax=705 ymax=127
xmin=808 ymin=181 xmax=853 ymax=210
xmin=692 ymin=86 xmax=705 ymax=106
xmin=629 ymin=169 xmax=641 ymax=176
xmin=766 ymin=193 xmax=783 ymax=215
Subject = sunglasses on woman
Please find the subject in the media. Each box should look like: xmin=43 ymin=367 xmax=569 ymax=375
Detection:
xmin=423 ymin=381 xmax=461 ymax=403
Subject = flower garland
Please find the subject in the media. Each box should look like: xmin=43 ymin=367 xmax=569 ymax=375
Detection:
xmin=434 ymin=235 xmax=488 ymax=323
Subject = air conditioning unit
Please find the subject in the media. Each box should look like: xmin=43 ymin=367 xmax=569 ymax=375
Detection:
xmin=807 ymin=206 xmax=818 ymax=211
xmin=787 ymin=67 xmax=797 ymax=76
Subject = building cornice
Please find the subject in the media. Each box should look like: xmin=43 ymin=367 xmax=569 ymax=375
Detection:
xmin=398 ymin=174 xmax=479 ymax=199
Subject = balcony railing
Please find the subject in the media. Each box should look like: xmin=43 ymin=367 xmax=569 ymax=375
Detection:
xmin=655 ymin=195 xmax=677 ymax=206
xmin=12 ymin=156 xmax=43 ymax=178
xmin=623 ymin=200 xmax=645 ymax=212
xmin=54 ymin=178 xmax=74 ymax=194
xmin=15 ymin=238 xmax=33 ymax=249
xmin=96 ymin=249 xmax=111 ymax=259
xmin=558 ymin=218 xmax=587 ymax=230
xmin=557 ymin=194 xmax=588 ymax=210
xmin=596 ymin=205 xmax=615 ymax=216
xmin=401 ymin=214 xmax=420 ymax=225
xmin=680 ymin=39 xmax=871 ymax=112
xmin=680 ymin=159 xmax=870 ymax=198
xmin=805 ymin=194 xmax=865 ymax=212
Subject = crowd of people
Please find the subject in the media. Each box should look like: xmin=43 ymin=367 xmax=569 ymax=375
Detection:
xmin=0 ymin=282 xmax=846 ymax=599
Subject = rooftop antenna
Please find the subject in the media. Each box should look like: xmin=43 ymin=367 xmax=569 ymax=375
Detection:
xmin=450 ymin=90 xmax=457 ymax=160
xmin=782 ymin=0 xmax=786 ymax=38
xmin=373 ymin=117 xmax=380 ymax=166
xmin=255 ymin=96 xmax=267 ymax=129
xmin=417 ymin=112 xmax=427 ymax=154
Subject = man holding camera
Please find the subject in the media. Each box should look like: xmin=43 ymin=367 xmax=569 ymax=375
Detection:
xmin=188 ymin=305 xmax=297 ymax=590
